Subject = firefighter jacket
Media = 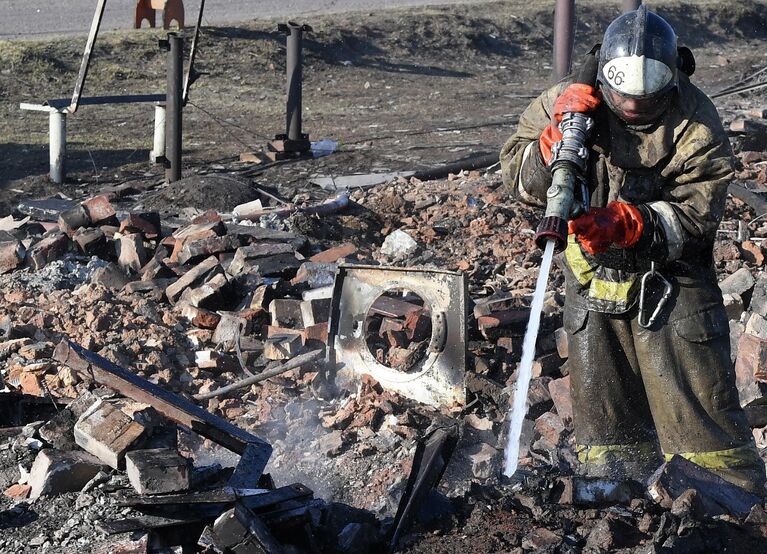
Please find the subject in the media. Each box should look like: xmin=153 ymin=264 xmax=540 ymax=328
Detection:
xmin=500 ymin=73 xmax=734 ymax=316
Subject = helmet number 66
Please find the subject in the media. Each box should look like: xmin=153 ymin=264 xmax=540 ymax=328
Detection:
xmin=607 ymin=66 xmax=625 ymax=86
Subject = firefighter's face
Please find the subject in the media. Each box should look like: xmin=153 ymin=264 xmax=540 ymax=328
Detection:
xmin=602 ymin=87 xmax=672 ymax=125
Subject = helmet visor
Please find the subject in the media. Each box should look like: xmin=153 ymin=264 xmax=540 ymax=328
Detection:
xmin=602 ymin=86 xmax=673 ymax=125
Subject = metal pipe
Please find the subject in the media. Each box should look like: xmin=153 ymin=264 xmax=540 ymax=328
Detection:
xmin=285 ymin=22 xmax=305 ymax=142
xmin=151 ymin=103 xmax=166 ymax=163
xmin=553 ymin=0 xmax=575 ymax=81
xmin=49 ymin=111 xmax=67 ymax=184
xmin=165 ymin=33 xmax=183 ymax=183
xmin=622 ymin=0 xmax=641 ymax=12
xmin=194 ymin=349 xmax=323 ymax=401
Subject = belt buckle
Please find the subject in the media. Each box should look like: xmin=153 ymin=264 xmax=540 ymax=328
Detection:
xmin=638 ymin=262 xmax=673 ymax=329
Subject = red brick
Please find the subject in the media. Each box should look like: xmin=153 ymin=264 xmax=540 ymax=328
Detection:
xmin=189 ymin=307 xmax=221 ymax=329
xmin=117 ymin=234 xmax=148 ymax=273
xmin=27 ymin=233 xmax=70 ymax=270
xmin=548 ymin=375 xmax=572 ymax=424
xmin=58 ymin=204 xmax=90 ymax=236
xmin=119 ymin=212 xmax=161 ymax=239
xmin=309 ymin=243 xmax=357 ymax=263
xmin=303 ymin=322 xmax=329 ymax=344
xmin=177 ymin=235 xmax=240 ymax=266
xmin=0 ymin=241 xmax=25 ymax=274
xmin=82 ymin=195 xmax=116 ymax=225
xmin=73 ymin=227 xmax=106 ymax=256
xmin=4 ymin=484 xmax=31 ymax=499
xmin=740 ymin=241 xmax=765 ymax=267
xmin=191 ymin=209 xmax=222 ymax=225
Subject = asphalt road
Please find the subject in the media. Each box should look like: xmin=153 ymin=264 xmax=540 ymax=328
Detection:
xmin=0 ymin=0 xmax=494 ymax=40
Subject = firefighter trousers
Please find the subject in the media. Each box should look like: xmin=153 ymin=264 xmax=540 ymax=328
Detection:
xmin=565 ymin=300 xmax=765 ymax=494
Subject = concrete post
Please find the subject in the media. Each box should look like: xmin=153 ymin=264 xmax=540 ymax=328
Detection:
xmin=49 ymin=111 xmax=67 ymax=184
xmin=151 ymin=103 xmax=166 ymax=163
xmin=622 ymin=0 xmax=641 ymax=12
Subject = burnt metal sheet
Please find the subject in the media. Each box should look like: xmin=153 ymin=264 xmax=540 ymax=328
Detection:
xmin=327 ymin=265 xmax=467 ymax=408
xmin=387 ymin=425 xmax=459 ymax=553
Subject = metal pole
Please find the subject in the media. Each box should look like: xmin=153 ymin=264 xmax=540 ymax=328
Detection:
xmin=49 ymin=111 xmax=67 ymax=184
xmin=622 ymin=0 xmax=641 ymax=12
xmin=286 ymin=22 xmax=304 ymax=142
xmin=69 ymin=0 xmax=107 ymax=113
xmin=151 ymin=103 xmax=166 ymax=163
xmin=165 ymin=33 xmax=183 ymax=183
xmin=553 ymin=0 xmax=575 ymax=82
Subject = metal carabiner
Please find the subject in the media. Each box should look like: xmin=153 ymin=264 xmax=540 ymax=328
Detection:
xmin=638 ymin=262 xmax=673 ymax=329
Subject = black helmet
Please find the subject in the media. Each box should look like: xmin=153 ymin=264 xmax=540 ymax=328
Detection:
xmin=598 ymin=5 xmax=678 ymax=100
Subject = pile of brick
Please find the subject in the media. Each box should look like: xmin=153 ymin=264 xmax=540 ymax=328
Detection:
xmin=0 ymin=193 xmax=367 ymax=406
xmin=1 ymin=168 xmax=767 ymax=552
xmin=364 ymin=291 xmax=432 ymax=370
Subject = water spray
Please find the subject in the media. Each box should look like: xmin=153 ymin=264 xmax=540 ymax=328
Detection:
xmin=503 ymin=50 xmax=599 ymax=477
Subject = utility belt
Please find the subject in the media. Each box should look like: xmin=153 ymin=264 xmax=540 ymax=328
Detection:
xmin=564 ymin=235 xmax=679 ymax=327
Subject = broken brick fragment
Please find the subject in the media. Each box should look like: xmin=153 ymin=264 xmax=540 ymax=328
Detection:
xmin=0 ymin=240 xmax=26 ymax=274
xmin=126 ymin=448 xmax=189 ymax=495
xmin=547 ymin=375 xmax=572 ymax=424
xmin=165 ymin=256 xmax=221 ymax=304
xmin=73 ymin=227 xmax=107 ymax=256
xmin=58 ymin=204 xmax=91 ymax=236
xmin=74 ymin=400 xmax=146 ymax=469
xmin=177 ymin=234 xmax=240 ymax=266
xmin=4 ymin=484 xmax=31 ymax=499
xmin=117 ymin=233 xmax=149 ymax=273
xmin=27 ymin=233 xmax=70 ymax=270
xmin=28 ymin=449 xmax=105 ymax=499
xmin=309 ymin=242 xmax=357 ymax=263
xmin=119 ymin=212 xmax=161 ymax=239
xmin=82 ymin=195 xmax=117 ymax=226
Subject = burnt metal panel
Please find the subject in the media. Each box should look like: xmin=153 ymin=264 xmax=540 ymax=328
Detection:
xmin=327 ymin=265 xmax=467 ymax=408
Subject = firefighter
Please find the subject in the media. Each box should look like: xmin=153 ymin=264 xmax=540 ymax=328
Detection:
xmin=500 ymin=5 xmax=765 ymax=494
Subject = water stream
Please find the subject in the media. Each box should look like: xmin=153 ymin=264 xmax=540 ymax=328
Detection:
xmin=503 ymin=239 xmax=556 ymax=476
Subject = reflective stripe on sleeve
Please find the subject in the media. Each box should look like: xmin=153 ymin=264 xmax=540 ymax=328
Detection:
xmin=646 ymin=201 xmax=686 ymax=261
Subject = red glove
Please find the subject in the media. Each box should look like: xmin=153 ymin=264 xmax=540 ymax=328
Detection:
xmin=539 ymin=84 xmax=601 ymax=164
xmin=568 ymin=201 xmax=644 ymax=255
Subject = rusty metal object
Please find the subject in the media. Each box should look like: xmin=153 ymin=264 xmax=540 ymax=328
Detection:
xmin=234 ymin=192 xmax=349 ymax=222
xmin=327 ymin=265 xmax=467 ymax=408
xmin=194 ymin=349 xmax=323 ymax=401
xmin=622 ymin=0 xmax=642 ymax=13
xmin=53 ymin=340 xmax=272 ymax=483
xmin=69 ymin=0 xmax=107 ymax=114
xmin=553 ymin=0 xmax=575 ymax=81
xmin=162 ymin=33 xmax=184 ymax=183
xmin=135 ymin=0 xmax=185 ymax=30
xmin=268 ymin=22 xmax=313 ymax=161
xmin=387 ymin=425 xmax=458 ymax=553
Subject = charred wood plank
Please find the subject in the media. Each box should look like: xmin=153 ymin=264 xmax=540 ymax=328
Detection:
xmin=53 ymin=340 xmax=271 ymax=475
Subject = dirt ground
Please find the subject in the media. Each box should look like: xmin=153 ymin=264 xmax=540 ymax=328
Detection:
xmin=1 ymin=1 xmax=767 ymax=553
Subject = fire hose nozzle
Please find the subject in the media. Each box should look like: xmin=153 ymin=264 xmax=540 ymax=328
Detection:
xmin=535 ymin=215 xmax=568 ymax=252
